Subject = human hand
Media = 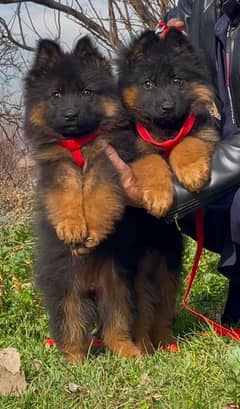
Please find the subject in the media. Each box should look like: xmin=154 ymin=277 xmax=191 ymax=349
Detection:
xmin=104 ymin=144 xmax=143 ymax=207
xmin=165 ymin=18 xmax=185 ymax=32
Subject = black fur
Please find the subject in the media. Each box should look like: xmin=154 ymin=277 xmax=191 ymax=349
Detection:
xmin=24 ymin=36 xmax=182 ymax=361
xmin=118 ymin=28 xmax=216 ymax=133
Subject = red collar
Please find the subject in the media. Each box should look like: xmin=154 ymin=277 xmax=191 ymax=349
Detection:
xmin=135 ymin=114 xmax=197 ymax=157
xmin=57 ymin=131 xmax=99 ymax=168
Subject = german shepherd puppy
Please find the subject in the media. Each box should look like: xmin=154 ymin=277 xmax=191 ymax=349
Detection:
xmin=118 ymin=28 xmax=219 ymax=195
xmin=24 ymin=37 xmax=182 ymax=363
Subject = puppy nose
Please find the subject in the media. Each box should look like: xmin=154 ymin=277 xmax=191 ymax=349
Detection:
xmin=64 ymin=111 xmax=77 ymax=122
xmin=161 ymin=101 xmax=174 ymax=111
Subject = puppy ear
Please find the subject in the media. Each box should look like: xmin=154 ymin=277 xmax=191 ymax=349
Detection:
xmin=164 ymin=28 xmax=194 ymax=53
xmin=125 ymin=30 xmax=159 ymax=63
xmin=74 ymin=36 xmax=111 ymax=71
xmin=34 ymin=39 xmax=62 ymax=71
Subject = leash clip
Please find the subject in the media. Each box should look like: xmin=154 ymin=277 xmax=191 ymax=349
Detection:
xmin=174 ymin=214 xmax=181 ymax=231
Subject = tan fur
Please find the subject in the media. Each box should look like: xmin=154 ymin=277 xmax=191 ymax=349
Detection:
xmin=61 ymin=343 xmax=87 ymax=364
xmin=101 ymin=257 xmax=142 ymax=358
xmin=134 ymin=251 xmax=178 ymax=353
xmin=134 ymin=253 xmax=156 ymax=355
xmin=101 ymin=97 xmax=118 ymax=117
xmin=191 ymin=83 xmax=215 ymax=111
xmin=132 ymin=154 xmax=174 ymax=217
xmin=82 ymin=171 xmax=124 ymax=251
xmin=30 ymin=102 xmax=46 ymax=127
xmin=44 ymin=162 xmax=87 ymax=246
xmin=149 ymin=257 xmax=178 ymax=348
xmin=169 ymin=132 xmax=216 ymax=192
xmin=59 ymin=254 xmax=105 ymax=363
xmin=38 ymin=135 xmax=125 ymax=255
xmin=193 ymin=126 xmax=219 ymax=143
xmin=122 ymin=86 xmax=138 ymax=109
xmin=61 ymin=282 xmax=88 ymax=364
xmin=35 ymin=145 xmax=72 ymax=162
xmin=62 ymin=286 xmax=82 ymax=343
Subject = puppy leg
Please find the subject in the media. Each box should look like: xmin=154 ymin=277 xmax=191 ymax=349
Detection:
xmin=134 ymin=253 xmax=156 ymax=355
xmin=59 ymin=288 xmax=90 ymax=364
xmin=99 ymin=258 xmax=141 ymax=358
xmin=82 ymin=169 xmax=124 ymax=251
xmin=40 ymin=268 xmax=93 ymax=364
xmin=150 ymin=256 xmax=179 ymax=349
xmin=131 ymin=154 xmax=174 ymax=217
xmin=169 ymin=130 xmax=217 ymax=192
xmin=44 ymin=162 xmax=87 ymax=249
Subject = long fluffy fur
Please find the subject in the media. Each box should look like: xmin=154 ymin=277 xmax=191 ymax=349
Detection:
xmin=24 ymin=36 xmax=182 ymax=362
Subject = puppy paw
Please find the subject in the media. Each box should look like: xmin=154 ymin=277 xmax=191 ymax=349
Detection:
xmin=142 ymin=188 xmax=173 ymax=218
xmin=175 ymin=159 xmax=210 ymax=192
xmin=70 ymin=234 xmax=101 ymax=256
xmin=70 ymin=245 xmax=91 ymax=257
xmin=55 ymin=219 xmax=88 ymax=245
xmin=108 ymin=341 xmax=142 ymax=358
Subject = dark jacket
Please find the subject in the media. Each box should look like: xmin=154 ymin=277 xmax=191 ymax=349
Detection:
xmin=165 ymin=0 xmax=240 ymax=273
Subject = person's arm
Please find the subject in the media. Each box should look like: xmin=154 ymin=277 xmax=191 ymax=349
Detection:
xmin=104 ymin=145 xmax=143 ymax=207
xmin=165 ymin=129 xmax=240 ymax=222
xmin=105 ymin=129 xmax=240 ymax=219
xmin=164 ymin=0 xmax=194 ymax=24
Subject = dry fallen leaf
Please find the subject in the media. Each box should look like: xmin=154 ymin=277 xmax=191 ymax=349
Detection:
xmin=0 ymin=347 xmax=27 ymax=397
xmin=32 ymin=359 xmax=43 ymax=372
xmin=146 ymin=392 xmax=162 ymax=403
xmin=140 ymin=373 xmax=151 ymax=386
xmin=66 ymin=383 xmax=82 ymax=394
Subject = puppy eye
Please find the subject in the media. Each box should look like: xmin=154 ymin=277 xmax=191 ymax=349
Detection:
xmin=144 ymin=80 xmax=154 ymax=89
xmin=82 ymin=88 xmax=93 ymax=96
xmin=52 ymin=90 xmax=62 ymax=98
xmin=172 ymin=78 xmax=183 ymax=86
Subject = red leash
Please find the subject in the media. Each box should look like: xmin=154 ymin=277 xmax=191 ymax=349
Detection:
xmin=185 ymin=209 xmax=240 ymax=341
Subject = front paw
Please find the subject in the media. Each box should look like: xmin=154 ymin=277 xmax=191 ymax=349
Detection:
xmin=175 ymin=160 xmax=210 ymax=192
xmin=142 ymin=187 xmax=174 ymax=218
xmin=55 ymin=219 xmax=87 ymax=245
xmin=70 ymin=234 xmax=101 ymax=256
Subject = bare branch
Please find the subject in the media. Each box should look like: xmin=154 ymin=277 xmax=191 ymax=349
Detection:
xmin=24 ymin=2 xmax=41 ymax=39
xmin=127 ymin=0 xmax=157 ymax=28
xmin=0 ymin=0 xmax=116 ymax=47
xmin=108 ymin=0 xmax=120 ymax=47
xmin=0 ymin=17 xmax=35 ymax=51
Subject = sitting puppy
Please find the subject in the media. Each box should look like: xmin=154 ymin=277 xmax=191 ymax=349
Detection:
xmin=117 ymin=28 xmax=219 ymax=198
xmin=24 ymin=37 xmax=182 ymax=362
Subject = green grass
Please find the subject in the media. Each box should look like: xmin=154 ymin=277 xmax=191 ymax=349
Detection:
xmin=1 ymin=215 xmax=240 ymax=409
